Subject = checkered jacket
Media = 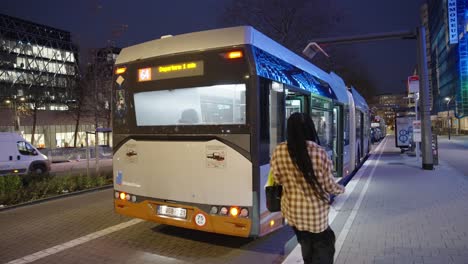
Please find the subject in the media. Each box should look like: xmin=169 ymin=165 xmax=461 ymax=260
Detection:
xmin=270 ymin=141 xmax=345 ymax=233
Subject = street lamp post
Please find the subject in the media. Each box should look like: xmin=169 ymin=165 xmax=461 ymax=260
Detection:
xmin=445 ymin=97 xmax=452 ymax=140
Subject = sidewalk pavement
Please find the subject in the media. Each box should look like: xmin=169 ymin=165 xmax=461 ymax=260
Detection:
xmin=438 ymin=135 xmax=468 ymax=147
xmin=283 ymin=136 xmax=468 ymax=264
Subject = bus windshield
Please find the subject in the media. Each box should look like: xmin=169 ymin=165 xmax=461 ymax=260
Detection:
xmin=133 ymin=83 xmax=246 ymax=126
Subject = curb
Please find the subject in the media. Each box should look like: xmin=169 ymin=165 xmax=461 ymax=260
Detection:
xmin=0 ymin=184 xmax=113 ymax=212
xmin=282 ymin=235 xmax=298 ymax=257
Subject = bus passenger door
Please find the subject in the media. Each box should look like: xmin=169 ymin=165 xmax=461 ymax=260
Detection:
xmin=269 ymin=82 xmax=285 ymax=156
xmin=333 ymin=105 xmax=344 ymax=178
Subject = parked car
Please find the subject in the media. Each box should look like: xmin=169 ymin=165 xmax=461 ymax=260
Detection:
xmin=370 ymin=127 xmax=382 ymax=143
xmin=0 ymin=132 xmax=50 ymax=176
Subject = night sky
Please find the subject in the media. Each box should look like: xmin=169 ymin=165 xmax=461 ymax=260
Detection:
xmin=2 ymin=0 xmax=426 ymax=95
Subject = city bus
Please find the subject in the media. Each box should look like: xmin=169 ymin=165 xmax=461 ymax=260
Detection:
xmin=352 ymin=87 xmax=371 ymax=168
xmin=112 ymin=26 xmax=369 ymax=237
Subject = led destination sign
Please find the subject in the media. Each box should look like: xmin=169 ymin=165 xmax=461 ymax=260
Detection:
xmin=159 ymin=62 xmax=197 ymax=73
xmin=138 ymin=60 xmax=204 ymax=82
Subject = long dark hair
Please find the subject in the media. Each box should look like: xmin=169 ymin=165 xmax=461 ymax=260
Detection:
xmin=287 ymin=112 xmax=328 ymax=201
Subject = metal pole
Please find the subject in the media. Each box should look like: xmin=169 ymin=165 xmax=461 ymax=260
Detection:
xmin=456 ymin=101 xmax=460 ymax=134
xmin=95 ymin=130 xmax=99 ymax=176
xmin=308 ymin=31 xmax=416 ymax=45
xmin=93 ymin=49 xmax=99 ymax=177
xmin=415 ymin=94 xmax=420 ymax=160
xmin=86 ymin=132 xmax=90 ymax=177
xmin=447 ymin=101 xmax=451 ymax=140
xmin=417 ymin=26 xmax=434 ymax=170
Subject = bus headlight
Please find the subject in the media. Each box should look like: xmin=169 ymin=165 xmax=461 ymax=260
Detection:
xmin=116 ymin=191 xmax=138 ymax=202
xmin=229 ymin=207 xmax=239 ymax=217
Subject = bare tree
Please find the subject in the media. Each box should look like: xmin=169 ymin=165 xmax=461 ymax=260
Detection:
xmin=221 ymin=0 xmax=342 ymax=54
xmin=318 ymin=47 xmax=377 ymax=100
xmin=27 ymin=98 xmax=41 ymax=146
xmin=220 ymin=0 xmax=377 ymax=99
xmin=66 ymin=77 xmax=87 ymax=147
xmin=77 ymin=46 xmax=118 ymax=146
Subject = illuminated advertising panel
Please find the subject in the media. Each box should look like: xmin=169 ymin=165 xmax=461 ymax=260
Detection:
xmin=448 ymin=0 xmax=458 ymax=44
xmin=457 ymin=1 xmax=468 ymax=117
xmin=137 ymin=61 xmax=204 ymax=82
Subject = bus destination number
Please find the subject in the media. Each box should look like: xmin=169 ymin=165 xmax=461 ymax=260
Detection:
xmin=157 ymin=205 xmax=187 ymax=219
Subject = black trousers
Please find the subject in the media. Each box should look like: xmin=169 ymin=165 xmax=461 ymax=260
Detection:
xmin=292 ymin=226 xmax=336 ymax=264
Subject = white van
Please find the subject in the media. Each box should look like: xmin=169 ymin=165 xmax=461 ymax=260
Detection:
xmin=0 ymin=132 xmax=50 ymax=176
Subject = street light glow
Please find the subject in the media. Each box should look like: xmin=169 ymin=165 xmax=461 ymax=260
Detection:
xmin=445 ymin=97 xmax=451 ymax=101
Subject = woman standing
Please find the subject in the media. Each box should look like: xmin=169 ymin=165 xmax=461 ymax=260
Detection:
xmin=270 ymin=112 xmax=345 ymax=264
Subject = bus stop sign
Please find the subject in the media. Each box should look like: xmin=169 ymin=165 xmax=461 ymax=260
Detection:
xmin=408 ymin=75 xmax=419 ymax=94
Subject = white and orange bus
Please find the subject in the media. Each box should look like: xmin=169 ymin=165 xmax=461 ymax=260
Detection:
xmin=112 ymin=26 xmax=369 ymax=237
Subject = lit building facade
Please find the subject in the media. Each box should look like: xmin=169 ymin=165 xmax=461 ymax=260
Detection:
xmin=0 ymin=14 xmax=119 ymax=148
xmin=0 ymin=13 xmax=79 ymax=109
xmin=427 ymin=0 xmax=468 ymax=133
xmin=369 ymin=93 xmax=408 ymax=128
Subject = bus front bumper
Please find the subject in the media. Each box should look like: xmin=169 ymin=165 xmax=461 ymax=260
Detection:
xmin=114 ymin=199 xmax=252 ymax=237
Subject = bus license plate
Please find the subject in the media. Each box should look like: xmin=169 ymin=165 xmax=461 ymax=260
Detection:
xmin=157 ymin=205 xmax=187 ymax=219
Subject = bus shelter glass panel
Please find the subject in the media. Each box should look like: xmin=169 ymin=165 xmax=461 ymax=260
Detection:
xmin=133 ymin=84 xmax=246 ymax=126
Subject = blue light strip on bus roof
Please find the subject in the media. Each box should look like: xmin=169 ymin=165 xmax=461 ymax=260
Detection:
xmin=351 ymin=87 xmax=369 ymax=111
xmin=252 ymin=47 xmax=336 ymax=99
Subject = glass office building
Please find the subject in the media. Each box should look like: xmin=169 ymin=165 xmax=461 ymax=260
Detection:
xmin=428 ymin=0 xmax=468 ymax=133
xmin=0 ymin=13 xmax=79 ymax=108
xmin=0 ymin=14 xmax=117 ymax=148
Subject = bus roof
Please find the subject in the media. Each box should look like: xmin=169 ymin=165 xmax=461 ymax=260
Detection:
xmin=328 ymin=72 xmax=350 ymax=104
xmin=116 ymin=26 xmax=333 ymax=84
xmin=351 ymin=87 xmax=369 ymax=111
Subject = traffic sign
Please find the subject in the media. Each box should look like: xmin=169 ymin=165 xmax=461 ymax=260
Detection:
xmin=413 ymin=120 xmax=421 ymax=142
xmin=408 ymin=75 xmax=419 ymax=94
